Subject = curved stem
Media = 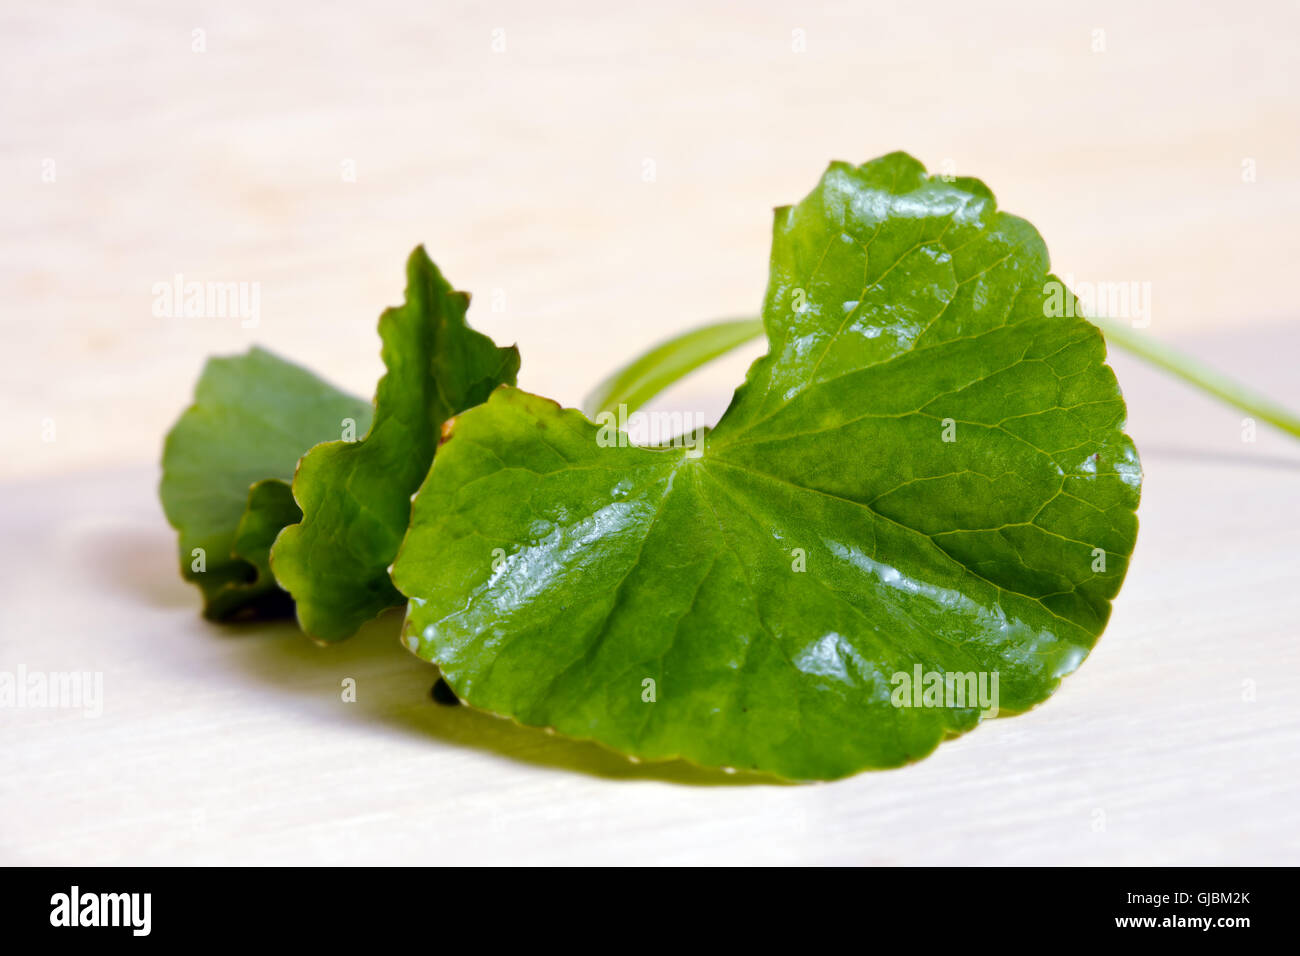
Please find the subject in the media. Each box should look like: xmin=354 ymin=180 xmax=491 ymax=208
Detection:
xmin=583 ymin=318 xmax=763 ymax=417
xmin=1089 ymin=318 xmax=1300 ymax=439
xmin=588 ymin=315 xmax=1300 ymax=441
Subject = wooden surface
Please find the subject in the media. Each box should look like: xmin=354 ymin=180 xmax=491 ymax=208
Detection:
xmin=2 ymin=0 xmax=1299 ymax=865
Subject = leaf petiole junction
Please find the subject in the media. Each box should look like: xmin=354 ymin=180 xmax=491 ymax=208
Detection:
xmin=588 ymin=314 xmax=1300 ymax=440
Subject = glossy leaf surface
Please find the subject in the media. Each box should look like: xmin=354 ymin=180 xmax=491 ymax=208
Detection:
xmin=393 ymin=154 xmax=1141 ymax=779
xmin=271 ymin=247 xmax=520 ymax=641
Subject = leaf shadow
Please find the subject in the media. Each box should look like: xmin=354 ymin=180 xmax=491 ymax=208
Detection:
xmin=204 ymin=610 xmax=787 ymax=787
xmin=76 ymin=523 xmax=197 ymax=611
xmin=89 ymin=521 xmax=778 ymax=784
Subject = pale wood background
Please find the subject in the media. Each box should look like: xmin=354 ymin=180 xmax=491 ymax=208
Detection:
xmin=2 ymin=0 xmax=1298 ymax=864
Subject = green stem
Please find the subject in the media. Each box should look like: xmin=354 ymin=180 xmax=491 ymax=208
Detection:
xmin=587 ymin=316 xmax=1300 ymax=440
xmin=582 ymin=318 xmax=764 ymax=418
xmin=1089 ymin=318 xmax=1300 ymax=439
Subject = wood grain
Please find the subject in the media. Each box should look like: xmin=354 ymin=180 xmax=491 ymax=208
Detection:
xmin=2 ymin=0 xmax=1298 ymax=864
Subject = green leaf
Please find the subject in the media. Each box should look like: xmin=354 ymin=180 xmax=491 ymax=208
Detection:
xmin=270 ymin=247 xmax=520 ymax=641
xmin=160 ymin=347 xmax=373 ymax=620
xmin=392 ymin=153 xmax=1142 ymax=780
xmin=233 ymin=478 xmax=302 ymax=600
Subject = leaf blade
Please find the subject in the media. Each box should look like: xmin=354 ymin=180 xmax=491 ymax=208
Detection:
xmin=159 ymin=347 xmax=373 ymax=619
xmin=393 ymin=155 xmax=1142 ymax=779
xmin=270 ymin=246 xmax=520 ymax=641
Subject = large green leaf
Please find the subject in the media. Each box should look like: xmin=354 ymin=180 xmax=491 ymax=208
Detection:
xmin=270 ymin=247 xmax=520 ymax=641
xmin=160 ymin=347 xmax=373 ymax=620
xmin=392 ymin=153 xmax=1142 ymax=780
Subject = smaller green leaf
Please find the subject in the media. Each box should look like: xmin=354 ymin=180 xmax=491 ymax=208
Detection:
xmin=232 ymin=478 xmax=302 ymax=610
xmin=160 ymin=347 xmax=373 ymax=620
xmin=270 ymin=247 xmax=520 ymax=641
